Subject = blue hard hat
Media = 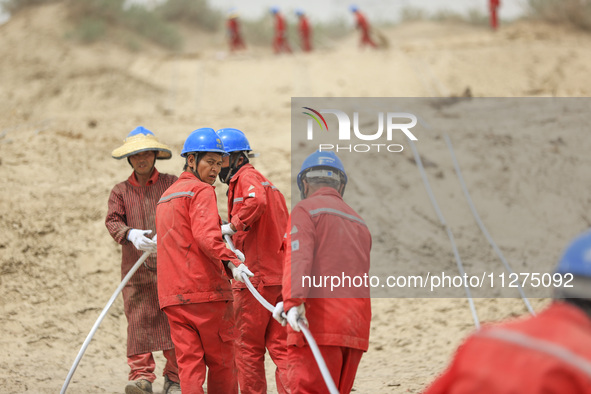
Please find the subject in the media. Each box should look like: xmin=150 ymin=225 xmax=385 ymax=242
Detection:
xmin=349 ymin=4 xmax=359 ymax=12
xmin=181 ymin=127 xmax=225 ymax=157
xmin=556 ymin=230 xmax=591 ymax=278
xmin=295 ymin=8 xmax=304 ymax=16
xmin=216 ymin=128 xmax=252 ymax=153
xmin=297 ymin=150 xmax=348 ymax=192
xmin=270 ymin=6 xmax=279 ymax=14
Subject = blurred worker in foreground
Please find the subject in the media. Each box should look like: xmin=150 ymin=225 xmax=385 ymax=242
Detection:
xmin=270 ymin=6 xmax=292 ymax=54
xmin=350 ymin=4 xmax=377 ymax=48
xmin=227 ymin=8 xmax=246 ymax=52
xmin=273 ymin=151 xmax=372 ymax=393
xmin=217 ymin=128 xmax=291 ymax=393
xmin=424 ymin=229 xmax=591 ymax=394
xmin=105 ymin=126 xmax=181 ymax=394
xmin=490 ymin=0 xmax=500 ymax=31
xmin=295 ymin=9 xmax=312 ymax=52
xmin=156 ymin=128 xmax=252 ymax=394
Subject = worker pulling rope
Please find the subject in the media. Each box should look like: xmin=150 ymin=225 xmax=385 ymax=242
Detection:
xmin=224 ymin=234 xmax=339 ymax=394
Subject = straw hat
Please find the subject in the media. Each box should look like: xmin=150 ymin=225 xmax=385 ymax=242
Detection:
xmin=112 ymin=126 xmax=172 ymax=160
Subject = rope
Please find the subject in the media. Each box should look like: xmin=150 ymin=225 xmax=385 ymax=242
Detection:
xmin=408 ymin=138 xmax=481 ymax=329
xmin=443 ymin=134 xmax=535 ymax=315
xmin=224 ymin=235 xmax=339 ymax=394
xmin=61 ymin=251 xmax=152 ymax=394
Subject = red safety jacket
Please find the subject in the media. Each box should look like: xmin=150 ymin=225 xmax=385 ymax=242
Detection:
xmin=282 ymin=187 xmax=372 ymax=351
xmin=156 ymin=171 xmax=239 ymax=309
xmin=227 ymin=164 xmax=289 ymax=289
xmin=424 ymin=302 xmax=591 ymax=394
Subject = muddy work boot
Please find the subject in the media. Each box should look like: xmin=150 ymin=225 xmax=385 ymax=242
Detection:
xmin=125 ymin=379 xmax=153 ymax=394
xmin=163 ymin=375 xmax=182 ymax=394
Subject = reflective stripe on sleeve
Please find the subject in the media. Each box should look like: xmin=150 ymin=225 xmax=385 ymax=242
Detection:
xmin=158 ymin=191 xmax=195 ymax=204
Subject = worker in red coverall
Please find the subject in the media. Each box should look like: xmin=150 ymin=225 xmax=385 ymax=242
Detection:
xmin=156 ymin=127 xmax=254 ymax=394
xmin=227 ymin=8 xmax=246 ymax=52
xmin=270 ymin=6 xmax=292 ymax=54
xmin=350 ymin=5 xmax=377 ymax=48
xmin=273 ymin=151 xmax=372 ymax=394
xmin=424 ymin=229 xmax=591 ymax=394
xmin=106 ymin=126 xmax=181 ymax=394
xmin=490 ymin=0 xmax=500 ymax=31
xmin=216 ymin=128 xmax=290 ymax=394
xmin=295 ymin=9 xmax=312 ymax=52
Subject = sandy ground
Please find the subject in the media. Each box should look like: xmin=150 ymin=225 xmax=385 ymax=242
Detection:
xmin=1 ymin=3 xmax=591 ymax=393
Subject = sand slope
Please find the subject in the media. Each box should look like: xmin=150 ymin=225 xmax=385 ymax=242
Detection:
xmin=1 ymin=3 xmax=589 ymax=392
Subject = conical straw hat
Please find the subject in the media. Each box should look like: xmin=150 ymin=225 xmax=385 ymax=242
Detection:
xmin=112 ymin=126 xmax=172 ymax=160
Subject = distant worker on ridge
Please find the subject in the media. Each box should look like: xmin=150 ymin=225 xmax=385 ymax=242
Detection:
xmin=350 ymin=4 xmax=377 ymax=49
xmin=270 ymin=6 xmax=292 ymax=54
xmin=295 ymin=9 xmax=312 ymax=52
xmin=227 ymin=8 xmax=246 ymax=52
xmin=490 ymin=0 xmax=500 ymax=31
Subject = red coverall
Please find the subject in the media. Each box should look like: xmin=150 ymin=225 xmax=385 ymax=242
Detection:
xmin=283 ymin=187 xmax=372 ymax=393
xmin=105 ymin=168 xmax=179 ymax=384
xmin=227 ymin=17 xmax=246 ymax=51
xmin=424 ymin=302 xmax=591 ymax=394
xmin=298 ymin=15 xmax=312 ymax=52
xmin=490 ymin=0 xmax=500 ymax=31
xmin=354 ymin=11 xmax=377 ymax=48
xmin=226 ymin=164 xmax=290 ymax=393
xmin=156 ymin=171 xmax=241 ymax=394
xmin=273 ymin=12 xmax=292 ymax=54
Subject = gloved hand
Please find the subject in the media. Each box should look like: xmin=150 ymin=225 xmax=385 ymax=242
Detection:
xmin=272 ymin=302 xmax=287 ymax=326
xmin=228 ymin=262 xmax=254 ymax=283
xmin=127 ymin=229 xmax=157 ymax=253
xmin=286 ymin=304 xmax=308 ymax=332
xmin=221 ymin=223 xmax=236 ymax=236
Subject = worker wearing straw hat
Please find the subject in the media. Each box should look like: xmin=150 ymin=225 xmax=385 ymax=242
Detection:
xmin=156 ymin=128 xmax=253 ymax=394
xmin=424 ymin=229 xmax=591 ymax=394
xmin=273 ymin=151 xmax=372 ymax=393
xmin=105 ymin=126 xmax=181 ymax=394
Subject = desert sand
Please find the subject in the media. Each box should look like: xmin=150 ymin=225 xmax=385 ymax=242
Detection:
xmin=1 ymin=3 xmax=590 ymax=393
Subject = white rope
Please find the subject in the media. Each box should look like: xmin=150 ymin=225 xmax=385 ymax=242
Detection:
xmin=224 ymin=235 xmax=339 ymax=394
xmin=444 ymin=134 xmax=536 ymax=315
xmin=61 ymin=251 xmax=152 ymax=394
xmin=408 ymin=138 xmax=481 ymax=329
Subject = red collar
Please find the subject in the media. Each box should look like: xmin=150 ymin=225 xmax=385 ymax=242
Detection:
xmin=128 ymin=167 xmax=160 ymax=187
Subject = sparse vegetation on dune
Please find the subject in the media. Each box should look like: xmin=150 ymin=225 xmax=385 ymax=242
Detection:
xmin=527 ymin=0 xmax=591 ymax=30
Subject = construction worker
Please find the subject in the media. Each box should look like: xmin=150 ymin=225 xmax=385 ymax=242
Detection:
xmin=350 ymin=4 xmax=377 ymax=49
xmin=295 ymin=9 xmax=312 ymax=52
xmin=105 ymin=126 xmax=181 ymax=394
xmin=156 ymin=128 xmax=253 ymax=394
xmin=424 ymin=229 xmax=591 ymax=393
xmin=216 ymin=128 xmax=290 ymax=394
xmin=490 ymin=0 xmax=500 ymax=31
xmin=273 ymin=151 xmax=372 ymax=393
xmin=270 ymin=6 xmax=292 ymax=54
xmin=227 ymin=8 xmax=246 ymax=52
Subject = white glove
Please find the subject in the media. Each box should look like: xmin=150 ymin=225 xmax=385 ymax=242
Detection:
xmin=221 ymin=223 xmax=236 ymax=236
xmin=127 ymin=229 xmax=157 ymax=253
xmin=287 ymin=304 xmax=308 ymax=332
xmin=272 ymin=301 xmax=287 ymax=326
xmin=228 ymin=262 xmax=254 ymax=283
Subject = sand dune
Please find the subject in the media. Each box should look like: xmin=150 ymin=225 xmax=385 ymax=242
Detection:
xmin=1 ymin=3 xmax=589 ymax=392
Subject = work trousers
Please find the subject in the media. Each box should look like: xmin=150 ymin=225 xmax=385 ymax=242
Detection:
xmin=127 ymin=348 xmax=179 ymax=383
xmin=287 ymin=345 xmax=363 ymax=394
xmin=233 ymin=286 xmax=290 ymax=393
xmin=164 ymin=301 xmax=238 ymax=394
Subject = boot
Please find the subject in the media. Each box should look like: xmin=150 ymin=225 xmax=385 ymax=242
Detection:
xmin=125 ymin=379 xmax=153 ymax=394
